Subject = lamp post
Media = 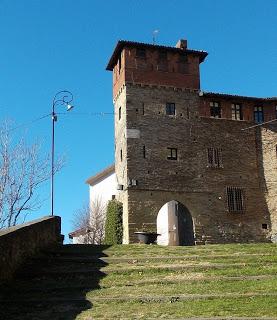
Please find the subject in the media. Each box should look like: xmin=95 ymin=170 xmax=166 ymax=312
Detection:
xmin=51 ymin=90 xmax=74 ymax=216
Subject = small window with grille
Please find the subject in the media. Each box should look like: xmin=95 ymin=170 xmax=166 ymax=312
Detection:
xmin=207 ymin=148 xmax=223 ymax=168
xmin=226 ymin=187 xmax=244 ymax=213
xmin=210 ymin=102 xmax=221 ymax=118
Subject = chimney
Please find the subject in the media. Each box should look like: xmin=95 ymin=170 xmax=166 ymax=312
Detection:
xmin=176 ymin=39 xmax=187 ymax=50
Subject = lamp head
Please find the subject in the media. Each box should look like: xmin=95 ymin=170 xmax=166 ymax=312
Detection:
xmin=67 ymin=104 xmax=74 ymax=111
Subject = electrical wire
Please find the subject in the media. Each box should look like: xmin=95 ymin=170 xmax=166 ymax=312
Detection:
xmin=241 ymin=118 xmax=277 ymax=131
xmin=56 ymin=112 xmax=115 ymax=116
xmin=6 ymin=111 xmax=115 ymax=133
xmin=8 ymin=113 xmax=51 ymax=132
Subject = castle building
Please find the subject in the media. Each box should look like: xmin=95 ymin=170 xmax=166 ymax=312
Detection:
xmin=104 ymin=39 xmax=277 ymax=245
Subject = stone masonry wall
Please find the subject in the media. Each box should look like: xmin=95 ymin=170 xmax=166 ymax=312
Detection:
xmin=257 ymin=125 xmax=277 ymax=241
xmin=0 ymin=216 xmax=62 ymax=283
xmin=114 ymin=85 xmax=130 ymax=243
xmin=117 ymin=83 xmax=271 ymax=244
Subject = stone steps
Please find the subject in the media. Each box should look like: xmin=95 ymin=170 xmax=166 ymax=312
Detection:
xmin=1 ymin=244 xmax=276 ymax=319
xmin=3 ymin=292 xmax=277 ymax=304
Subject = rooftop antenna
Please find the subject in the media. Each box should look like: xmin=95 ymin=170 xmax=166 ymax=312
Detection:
xmin=152 ymin=30 xmax=159 ymax=44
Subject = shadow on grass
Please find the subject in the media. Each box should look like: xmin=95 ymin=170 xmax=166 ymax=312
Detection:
xmin=0 ymin=244 xmax=111 ymax=320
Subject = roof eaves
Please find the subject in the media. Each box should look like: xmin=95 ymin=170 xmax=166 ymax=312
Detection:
xmin=106 ymin=40 xmax=208 ymax=71
xmin=202 ymin=91 xmax=277 ymax=101
xmin=85 ymin=164 xmax=115 ymax=185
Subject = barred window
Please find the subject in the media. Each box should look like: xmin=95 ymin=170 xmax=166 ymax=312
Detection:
xmin=226 ymin=187 xmax=244 ymax=213
xmin=207 ymin=148 xmax=223 ymax=168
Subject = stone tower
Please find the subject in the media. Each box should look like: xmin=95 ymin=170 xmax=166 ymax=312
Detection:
xmin=106 ymin=39 xmax=276 ymax=245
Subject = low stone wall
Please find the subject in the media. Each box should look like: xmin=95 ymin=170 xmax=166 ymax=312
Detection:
xmin=0 ymin=216 xmax=62 ymax=283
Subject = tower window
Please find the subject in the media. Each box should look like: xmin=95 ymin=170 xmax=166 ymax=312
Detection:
xmin=254 ymin=106 xmax=264 ymax=123
xmin=143 ymin=145 xmax=146 ymax=158
xmin=231 ymin=103 xmax=243 ymax=120
xmin=158 ymin=50 xmax=167 ymax=60
xmin=166 ymin=102 xmax=176 ymax=115
xmin=136 ymin=48 xmax=146 ymax=59
xmin=178 ymin=54 xmax=189 ymax=73
xmin=120 ymin=149 xmax=123 ymax=162
xmin=226 ymin=187 xmax=244 ymax=213
xmin=167 ymin=148 xmax=177 ymax=160
xmin=119 ymin=107 xmax=121 ymax=120
xmin=207 ymin=148 xmax=223 ymax=168
xmin=210 ymin=102 xmax=221 ymax=118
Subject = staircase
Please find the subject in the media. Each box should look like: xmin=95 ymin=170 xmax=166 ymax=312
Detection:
xmin=0 ymin=245 xmax=108 ymax=320
xmin=0 ymin=243 xmax=276 ymax=319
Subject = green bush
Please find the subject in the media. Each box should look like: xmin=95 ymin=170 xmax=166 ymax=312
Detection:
xmin=104 ymin=200 xmax=123 ymax=244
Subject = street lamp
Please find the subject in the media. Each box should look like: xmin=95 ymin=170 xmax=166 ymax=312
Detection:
xmin=51 ymin=90 xmax=74 ymax=216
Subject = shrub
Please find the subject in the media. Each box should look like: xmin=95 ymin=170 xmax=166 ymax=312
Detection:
xmin=104 ymin=200 xmax=123 ymax=244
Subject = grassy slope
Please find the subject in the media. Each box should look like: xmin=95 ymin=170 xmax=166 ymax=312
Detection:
xmin=76 ymin=243 xmax=277 ymax=319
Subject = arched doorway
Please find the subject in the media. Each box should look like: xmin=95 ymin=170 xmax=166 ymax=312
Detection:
xmin=157 ymin=200 xmax=194 ymax=246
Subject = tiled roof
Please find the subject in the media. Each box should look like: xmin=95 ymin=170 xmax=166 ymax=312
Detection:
xmin=85 ymin=164 xmax=115 ymax=185
xmin=202 ymin=91 xmax=277 ymax=101
xmin=106 ymin=40 xmax=208 ymax=70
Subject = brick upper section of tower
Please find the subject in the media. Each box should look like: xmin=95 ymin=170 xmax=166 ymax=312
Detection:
xmin=106 ymin=39 xmax=208 ymax=98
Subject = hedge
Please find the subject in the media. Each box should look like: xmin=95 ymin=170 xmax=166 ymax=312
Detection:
xmin=104 ymin=200 xmax=123 ymax=245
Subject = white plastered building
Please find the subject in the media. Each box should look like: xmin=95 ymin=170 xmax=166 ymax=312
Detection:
xmin=69 ymin=164 xmax=118 ymax=243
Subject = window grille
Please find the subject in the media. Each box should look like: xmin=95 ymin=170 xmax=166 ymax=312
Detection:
xmin=207 ymin=148 xmax=223 ymax=168
xmin=226 ymin=187 xmax=244 ymax=213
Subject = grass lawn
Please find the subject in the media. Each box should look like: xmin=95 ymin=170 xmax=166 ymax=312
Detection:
xmin=74 ymin=243 xmax=277 ymax=319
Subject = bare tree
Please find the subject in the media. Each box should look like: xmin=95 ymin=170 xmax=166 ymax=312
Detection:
xmin=0 ymin=123 xmax=64 ymax=228
xmin=71 ymin=198 xmax=106 ymax=244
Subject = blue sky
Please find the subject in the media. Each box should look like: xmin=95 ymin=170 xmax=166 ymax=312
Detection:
xmin=0 ymin=0 xmax=276 ymax=240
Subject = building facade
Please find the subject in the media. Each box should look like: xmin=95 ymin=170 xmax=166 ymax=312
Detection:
xmin=106 ymin=39 xmax=277 ymax=245
xmin=69 ymin=165 xmax=117 ymax=243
